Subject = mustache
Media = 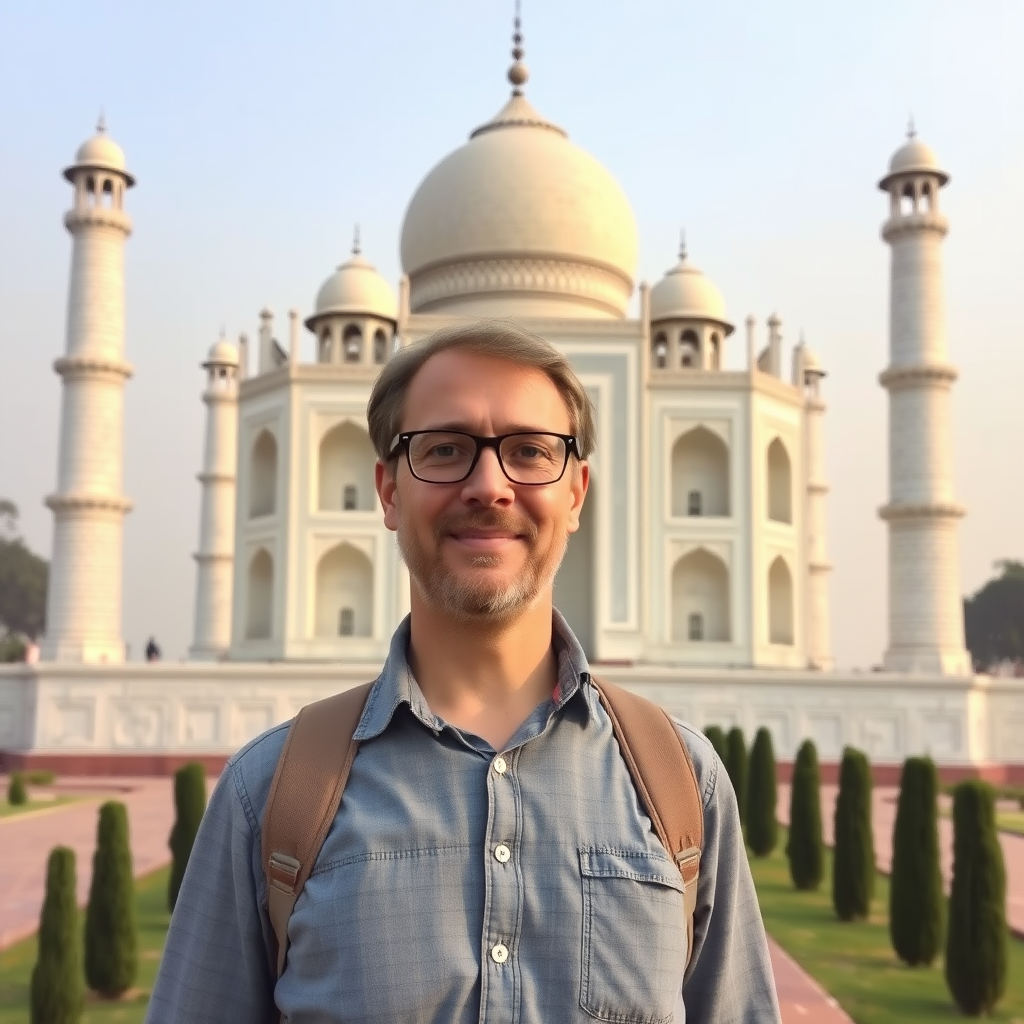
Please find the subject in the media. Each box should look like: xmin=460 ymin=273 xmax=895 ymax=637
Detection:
xmin=433 ymin=510 xmax=538 ymax=543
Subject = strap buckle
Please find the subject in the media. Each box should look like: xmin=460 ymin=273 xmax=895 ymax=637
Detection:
xmin=675 ymin=846 xmax=701 ymax=872
xmin=268 ymin=851 xmax=301 ymax=895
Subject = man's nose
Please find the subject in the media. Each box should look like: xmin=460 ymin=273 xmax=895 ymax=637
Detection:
xmin=461 ymin=445 xmax=514 ymax=502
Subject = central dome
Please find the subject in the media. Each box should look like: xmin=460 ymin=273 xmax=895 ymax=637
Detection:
xmin=400 ymin=85 xmax=638 ymax=320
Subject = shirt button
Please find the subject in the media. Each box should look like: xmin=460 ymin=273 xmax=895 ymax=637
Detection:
xmin=493 ymin=755 xmax=508 ymax=775
xmin=491 ymin=943 xmax=509 ymax=964
xmin=494 ymin=843 xmax=511 ymax=863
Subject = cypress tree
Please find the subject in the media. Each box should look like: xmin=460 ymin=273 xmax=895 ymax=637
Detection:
xmin=832 ymin=746 xmax=874 ymax=921
xmin=725 ymin=727 xmax=748 ymax=828
xmin=889 ymin=756 xmax=943 ymax=966
xmin=84 ymin=801 xmax=137 ymax=997
xmin=703 ymin=725 xmax=728 ymax=763
xmin=8 ymin=770 xmax=27 ymax=805
xmin=747 ymin=727 xmax=778 ymax=856
xmin=168 ymin=762 xmax=207 ymax=912
xmin=945 ymin=780 xmax=1008 ymax=1015
xmin=786 ymin=739 xmax=824 ymax=890
xmin=30 ymin=846 xmax=83 ymax=1024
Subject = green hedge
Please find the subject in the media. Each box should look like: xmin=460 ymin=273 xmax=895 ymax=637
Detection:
xmin=787 ymin=739 xmax=824 ymax=890
xmin=168 ymin=763 xmax=207 ymax=912
xmin=703 ymin=725 xmax=728 ymax=763
xmin=945 ymin=780 xmax=1008 ymax=1015
xmin=7 ymin=770 xmax=27 ymax=806
xmin=747 ymin=727 xmax=778 ymax=856
xmin=725 ymin=727 xmax=748 ymax=828
xmin=30 ymin=846 xmax=83 ymax=1024
xmin=889 ymin=756 xmax=943 ymax=966
xmin=832 ymin=746 xmax=874 ymax=921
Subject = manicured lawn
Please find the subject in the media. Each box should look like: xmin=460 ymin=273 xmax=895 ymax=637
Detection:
xmin=0 ymin=866 xmax=169 ymax=1023
xmin=751 ymin=829 xmax=1024 ymax=1024
xmin=0 ymin=795 xmax=82 ymax=819
xmin=939 ymin=806 xmax=1024 ymax=839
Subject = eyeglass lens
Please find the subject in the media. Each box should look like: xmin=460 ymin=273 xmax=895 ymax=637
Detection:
xmin=407 ymin=432 xmax=567 ymax=483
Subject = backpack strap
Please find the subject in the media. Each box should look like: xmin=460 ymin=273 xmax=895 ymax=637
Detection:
xmin=261 ymin=681 xmax=375 ymax=983
xmin=591 ymin=676 xmax=704 ymax=968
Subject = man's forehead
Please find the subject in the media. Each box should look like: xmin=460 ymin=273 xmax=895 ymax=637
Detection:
xmin=403 ymin=349 xmax=570 ymax=426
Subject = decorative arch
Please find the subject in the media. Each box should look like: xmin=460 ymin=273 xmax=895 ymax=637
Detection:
xmin=249 ymin=430 xmax=278 ymax=518
xmin=768 ymin=555 xmax=794 ymax=645
xmin=652 ymin=332 xmax=668 ymax=370
xmin=672 ymin=427 xmax=729 ymax=517
xmin=246 ymin=549 xmax=274 ymax=640
xmin=672 ymin=548 xmax=730 ymax=642
xmin=315 ymin=543 xmax=373 ymax=637
xmin=318 ymin=421 xmax=376 ymax=512
xmin=766 ymin=437 xmax=792 ymax=523
xmin=680 ymin=330 xmax=700 ymax=368
xmin=553 ymin=478 xmax=595 ymax=658
xmin=373 ymin=329 xmax=388 ymax=364
xmin=319 ymin=330 xmax=332 ymax=364
xmin=343 ymin=324 xmax=363 ymax=363
xmin=709 ymin=333 xmax=721 ymax=370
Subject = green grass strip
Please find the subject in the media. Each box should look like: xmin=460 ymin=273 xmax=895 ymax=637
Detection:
xmin=0 ymin=866 xmax=169 ymax=1023
xmin=0 ymin=796 xmax=82 ymax=820
xmin=751 ymin=829 xmax=1024 ymax=1023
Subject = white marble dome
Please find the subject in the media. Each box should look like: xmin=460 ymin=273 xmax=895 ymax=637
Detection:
xmin=400 ymin=90 xmax=638 ymax=319
xmin=881 ymin=132 xmax=949 ymax=188
xmin=204 ymin=339 xmax=239 ymax=366
xmin=312 ymin=249 xmax=397 ymax=321
xmin=65 ymin=121 xmax=135 ymax=185
xmin=649 ymin=249 xmax=732 ymax=330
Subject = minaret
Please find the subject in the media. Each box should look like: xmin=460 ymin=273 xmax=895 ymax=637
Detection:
xmin=42 ymin=120 xmax=135 ymax=663
xmin=878 ymin=126 xmax=970 ymax=674
xmin=796 ymin=338 xmax=833 ymax=669
xmin=190 ymin=337 xmax=239 ymax=660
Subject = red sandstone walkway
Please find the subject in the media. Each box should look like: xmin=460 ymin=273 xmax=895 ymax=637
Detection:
xmin=1 ymin=779 xmax=851 ymax=1023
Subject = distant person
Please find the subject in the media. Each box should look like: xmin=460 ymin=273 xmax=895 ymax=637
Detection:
xmin=146 ymin=321 xmax=781 ymax=1023
xmin=144 ymin=637 xmax=161 ymax=662
xmin=24 ymin=639 xmax=39 ymax=664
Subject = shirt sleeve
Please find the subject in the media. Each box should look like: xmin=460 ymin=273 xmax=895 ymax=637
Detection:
xmin=679 ymin=731 xmax=783 ymax=1023
xmin=144 ymin=760 xmax=277 ymax=1024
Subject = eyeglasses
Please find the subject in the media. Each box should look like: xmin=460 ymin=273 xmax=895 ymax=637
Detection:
xmin=387 ymin=430 xmax=579 ymax=485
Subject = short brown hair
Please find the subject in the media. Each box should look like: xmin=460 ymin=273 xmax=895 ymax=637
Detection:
xmin=367 ymin=319 xmax=596 ymax=463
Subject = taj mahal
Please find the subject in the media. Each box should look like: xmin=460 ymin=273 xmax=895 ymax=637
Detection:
xmin=1 ymin=26 xmax=1021 ymax=780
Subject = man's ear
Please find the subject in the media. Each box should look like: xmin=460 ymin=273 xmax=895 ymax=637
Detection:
xmin=566 ymin=461 xmax=589 ymax=534
xmin=375 ymin=460 xmax=400 ymax=532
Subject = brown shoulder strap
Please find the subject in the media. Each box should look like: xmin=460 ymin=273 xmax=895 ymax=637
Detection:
xmin=261 ymin=681 xmax=375 ymax=983
xmin=592 ymin=677 xmax=704 ymax=969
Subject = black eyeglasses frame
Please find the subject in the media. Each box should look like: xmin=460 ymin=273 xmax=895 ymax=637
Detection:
xmin=386 ymin=430 xmax=579 ymax=485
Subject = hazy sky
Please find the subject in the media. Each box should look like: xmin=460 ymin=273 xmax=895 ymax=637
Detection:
xmin=1 ymin=0 xmax=1021 ymax=668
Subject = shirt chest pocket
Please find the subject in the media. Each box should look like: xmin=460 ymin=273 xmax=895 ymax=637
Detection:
xmin=578 ymin=849 xmax=687 ymax=1024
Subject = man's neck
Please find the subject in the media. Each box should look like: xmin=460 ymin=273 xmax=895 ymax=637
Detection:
xmin=407 ymin=594 xmax=559 ymax=751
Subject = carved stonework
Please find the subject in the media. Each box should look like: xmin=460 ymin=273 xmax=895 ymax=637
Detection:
xmin=409 ymin=256 xmax=632 ymax=317
xmin=113 ymin=703 xmax=163 ymax=748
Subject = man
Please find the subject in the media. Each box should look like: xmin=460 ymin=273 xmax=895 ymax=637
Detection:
xmin=146 ymin=321 xmax=781 ymax=1023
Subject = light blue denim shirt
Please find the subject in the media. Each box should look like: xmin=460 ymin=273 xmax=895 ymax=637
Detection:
xmin=146 ymin=613 xmax=781 ymax=1024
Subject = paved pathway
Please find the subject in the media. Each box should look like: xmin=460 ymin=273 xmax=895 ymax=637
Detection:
xmin=779 ymin=785 xmax=1024 ymax=937
xmin=1 ymin=779 xmax=849 ymax=1023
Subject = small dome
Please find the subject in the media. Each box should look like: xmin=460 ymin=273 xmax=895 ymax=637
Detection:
xmin=64 ymin=120 xmax=135 ymax=186
xmin=649 ymin=249 xmax=732 ymax=330
xmin=204 ymin=339 xmax=239 ymax=366
xmin=311 ymin=249 xmax=397 ymax=322
xmin=799 ymin=343 xmax=826 ymax=378
xmin=879 ymin=131 xmax=948 ymax=190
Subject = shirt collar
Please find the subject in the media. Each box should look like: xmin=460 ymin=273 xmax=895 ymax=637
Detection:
xmin=353 ymin=609 xmax=597 ymax=742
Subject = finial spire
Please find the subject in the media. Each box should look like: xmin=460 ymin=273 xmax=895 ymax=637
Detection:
xmin=507 ymin=0 xmax=529 ymax=93
xmin=97 ymin=110 xmax=106 ymax=134
xmin=352 ymin=224 xmax=361 ymax=255
xmin=907 ymin=114 xmax=916 ymax=139
xmin=678 ymin=228 xmax=688 ymax=262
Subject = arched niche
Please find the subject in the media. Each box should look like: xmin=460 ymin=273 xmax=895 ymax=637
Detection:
xmin=680 ymin=330 xmax=700 ymax=368
xmin=672 ymin=427 xmax=729 ymax=517
xmin=343 ymin=324 xmax=363 ymax=363
xmin=246 ymin=549 xmax=274 ymax=640
xmin=373 ymin=329 xmax=388 ymax=364
xmin=671 ymin=548 xmax=730 ymax=642
xmin=315 ymin=543 xmax=374 ymax=637
xmin=768 ymin=555 xmax=794 ymax=645
xmin=553 ymin=480 xmax=595 ymax=658
xmin=250 ymin=430 xmax=278 ymax=518
xmin=766 ymin=437 xmax=792 ymax=523
xmin=652 ymin=332 xmax=668 ymax=370
xmin=318 ymin=421 xmax=377 ymax=512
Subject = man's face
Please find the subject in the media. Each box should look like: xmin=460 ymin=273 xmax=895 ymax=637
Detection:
xmin=375 ymin=349 xmax=589 ymax=624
